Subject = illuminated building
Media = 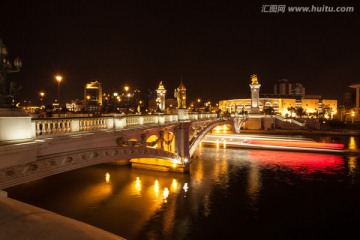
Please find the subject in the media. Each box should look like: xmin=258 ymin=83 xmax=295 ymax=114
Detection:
xmin=66 ymin=99 xmax=85 ymax=112
xmin=84 ymin=81 xmax=102 ymax=112
xmin=219 ymin=78 xmax=337 ymax=118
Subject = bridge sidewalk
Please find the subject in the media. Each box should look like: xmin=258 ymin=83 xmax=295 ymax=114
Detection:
xmin=0 ymin=196 xmax=126 ymax=240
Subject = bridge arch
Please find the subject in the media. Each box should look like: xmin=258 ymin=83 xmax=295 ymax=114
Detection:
xmin=212 ymin=123 xmax=234 ymax=133
xmin=189 ymin=119 xmax=234 ymax=157
xmin=0 ymin=146 xmax=183 ymax=189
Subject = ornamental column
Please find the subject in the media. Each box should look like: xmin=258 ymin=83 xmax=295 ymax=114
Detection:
xmin=350 ymin=84 xmax=360 ymax=116
xmin=156 ymin=81 xmax=166 ymax=112
xmin=175 ymin=80 xmax=189 ymax=121
xmin=249 ymin=74 xmax=261 ymax=114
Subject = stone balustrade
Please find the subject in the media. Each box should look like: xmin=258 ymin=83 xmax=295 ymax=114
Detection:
xmin=32 ymin=113 xmax=217 ymax=137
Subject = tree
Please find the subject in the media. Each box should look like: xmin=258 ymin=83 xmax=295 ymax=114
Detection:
xmin=295 ymin=107 xmax=307 ymax=118
xmin=323 ymin=104 xmax=333 ymax=119
xmin=287 ymin=106 xmax=296 ymax=117
xmin=264 ymin=106 xmax=275 ymax=115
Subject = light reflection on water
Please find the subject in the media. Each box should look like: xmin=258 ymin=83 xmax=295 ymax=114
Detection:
xmin=5 ymin=135 xmax=360 ymax=240
xmin=249 ymin=151 xmax=345 ymax=175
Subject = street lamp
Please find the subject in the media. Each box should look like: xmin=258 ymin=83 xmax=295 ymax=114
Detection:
xmin=40 ymin=91 xmax=45 ymax=107
xmin=0 ymin=39 xmax=22 ymax=107
xmin=86 ymin=95 xmax=91 ymax=111
xmin=196 ymin=98 xmax=201 ymax=111
xmin=113 ymin=92 xmax=119 ymax=112
xmin=124 ymin=86 xmax=129 ymax=107
xmin=55 ymin=75 xmax=62 ymax=107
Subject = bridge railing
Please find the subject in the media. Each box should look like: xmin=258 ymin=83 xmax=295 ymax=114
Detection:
xmin=32 ymin=113 xmax=218 ymax=137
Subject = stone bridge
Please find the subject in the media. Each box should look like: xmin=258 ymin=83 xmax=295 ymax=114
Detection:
xmin=0 ymin=113 xmax=235 ymax=189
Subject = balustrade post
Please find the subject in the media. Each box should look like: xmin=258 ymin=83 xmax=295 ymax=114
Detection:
xmin=159 ymin=115 xmax=165 ymax=125
xmin=114 ymin=117 xmax=125 ymax=129
xmin=106 ymin=118 xmax=114 ymax=129
xmin=70 ymin=119 xmax=80 ymax=132
xmin=154 ymin=115 xmax=159 ymax=124
xmin=177 ymin=109 xmax=189 ymax=122
xmin=32 ymin=121 xmax=37 ymax=137
xmin=139 ymin=116 xmax=144 ymax=125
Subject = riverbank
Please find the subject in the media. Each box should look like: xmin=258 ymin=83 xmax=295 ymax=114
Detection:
xmin=0 ymin=196 xmax=126 ymax=240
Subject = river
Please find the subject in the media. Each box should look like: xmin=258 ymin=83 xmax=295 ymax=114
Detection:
xmin=5 ymin=134 xmax=360 ymax=240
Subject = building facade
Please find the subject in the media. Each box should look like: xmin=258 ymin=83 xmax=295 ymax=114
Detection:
xmin=219 ymin=76 xmax=337 ymax=118
xmin=84 ymin=81 xmax=102 ymax=112
xmin=219 ymin=97 xmax=337 ymax=118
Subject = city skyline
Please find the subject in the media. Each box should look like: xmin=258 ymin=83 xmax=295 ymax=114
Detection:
xmin=0 ymin=1 xmax=359 ymax=104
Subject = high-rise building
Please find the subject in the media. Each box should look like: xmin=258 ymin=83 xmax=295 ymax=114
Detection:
xmin=274 ymin=79 xmax=305 ymax=96
xmin=84 ymin=81 xmax=102 ymax=112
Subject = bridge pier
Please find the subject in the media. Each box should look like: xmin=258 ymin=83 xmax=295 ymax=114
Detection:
xmin=175 ymin=122 xmax=191 ymax=171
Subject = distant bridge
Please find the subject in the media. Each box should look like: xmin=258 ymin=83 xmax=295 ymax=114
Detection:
xmin=0 ymin=113 xmax=236 ymax=189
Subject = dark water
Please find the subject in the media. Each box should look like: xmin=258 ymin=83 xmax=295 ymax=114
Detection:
xmin=5 ymin=135 xmax=360 ymax=240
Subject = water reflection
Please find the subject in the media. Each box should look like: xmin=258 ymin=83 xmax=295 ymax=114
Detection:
xmin=247 ymin=162 xmax=261 ymax=203
xmin=348 ymin=136 xmax=358 ymax=150
xmin=163 ymin=187 xmax=169 ymax=202
xmin=154 ymin=179 xmax=160 ymax=198
xmin=348 ymin=156 xmax=357 ymax=176
xmin=105 ymin=172 xmax=110 ymax=183
xmin=170 ymin=179 xmax=178 ymax=193
xmin=84 ymin=181 xmax=113 ymax=205
xmin=183 ymin=183 xmax=189 ymax=193
xmin=134 ymin=176 xmax=142 ymax=196
xmin=249 ymin=150 xmax=344 ymax=175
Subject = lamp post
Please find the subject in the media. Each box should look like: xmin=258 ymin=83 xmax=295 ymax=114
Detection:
xmin=138 ymin=100 xmax=143 ymax=114
xmin=113 ymin=92 xmax=118 ymax=112
xmin=196 ymin=98 xmax=201 ymax=112
xmin=124 ymin=86 xmax=129 ymax=110
xmin=40 ymin=91 xmax=45 ymax=107
xmin=0 ymin=39 xmax=22 ymax=108
xmin=55 ymin=75 xmax=62 ymax=108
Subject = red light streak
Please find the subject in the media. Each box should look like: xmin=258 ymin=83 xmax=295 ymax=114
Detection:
xmin=246 ymin=139 xmax=344 ymax=150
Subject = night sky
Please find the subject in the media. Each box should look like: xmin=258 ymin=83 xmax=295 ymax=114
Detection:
xmin=1 ymin=1 xmax=359 ymax=105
